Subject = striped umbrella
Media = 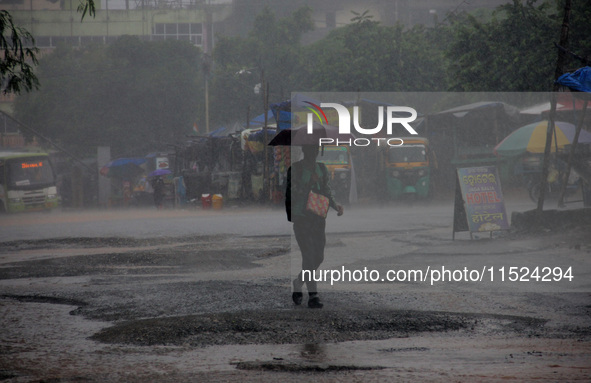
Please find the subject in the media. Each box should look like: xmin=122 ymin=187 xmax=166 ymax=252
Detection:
xmin=493 ymin=120 xmax=591 ymax=157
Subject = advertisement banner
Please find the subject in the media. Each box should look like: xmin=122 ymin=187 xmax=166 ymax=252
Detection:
xmin=455 ymin=166 xmax=510 ymax=234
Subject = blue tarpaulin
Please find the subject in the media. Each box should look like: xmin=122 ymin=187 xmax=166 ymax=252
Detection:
xmin=556 ymin=66 xmax=591 ymax=93
xmin=269 ymin=94 xmax=324 ymax=131
xmin=209 ymin=126 xmax=231 ymax=137
xmin=249 ymin=110 xmax=275 ymax=127
xmin=270 ymin=101 xmax=291 ymax=131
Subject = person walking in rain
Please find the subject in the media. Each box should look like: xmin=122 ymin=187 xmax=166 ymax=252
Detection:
xmin=285 ymin=145 xmax=344 ymax=308
xmin=151 ymin=175 xmax=165 ymax=210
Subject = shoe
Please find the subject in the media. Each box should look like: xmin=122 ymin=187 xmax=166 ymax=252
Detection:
xmin=308 ymin=296 xmax=323 ymax=309
xmin=292 ymin=292 xmax=303 ymax=305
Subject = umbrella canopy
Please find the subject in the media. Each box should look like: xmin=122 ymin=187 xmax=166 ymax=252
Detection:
xmin=148 ymin=169 xmax=171 ymax=177
xmin=494 ymin=120 xmax=591 ymax=157
xmin=268 ymin=122 xmax=355 ymax=146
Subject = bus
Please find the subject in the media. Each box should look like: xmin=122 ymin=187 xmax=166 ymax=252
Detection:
xmin=0 ymin=151 xmax=59 ymax=213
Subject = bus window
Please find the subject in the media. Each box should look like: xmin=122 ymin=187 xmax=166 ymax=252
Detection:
xmin=8 ymin=158 xmax=54 ymax=188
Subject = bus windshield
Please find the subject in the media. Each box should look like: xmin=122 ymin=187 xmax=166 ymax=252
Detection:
xmin=7 ymin=157 xmax=55 ymax=189
xmin=318 ymin=147 xmax=349 ymax=165
xmin=388 ymin=144 xmax=427 ymax=163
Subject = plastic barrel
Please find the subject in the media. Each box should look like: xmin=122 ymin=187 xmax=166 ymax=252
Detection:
xmin=212 ymin=194 xmax=223 ymax=210
xmin=201 ymin=194 xmax=212 ymax=209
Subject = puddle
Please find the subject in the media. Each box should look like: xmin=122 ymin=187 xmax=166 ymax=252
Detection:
xmin=1 ymin=298 xmax=590 ymax=382
xmin=90 ymin=308 xmax=469 ymax=347
xmin=234 ymin=361 xmax=386 ymax=372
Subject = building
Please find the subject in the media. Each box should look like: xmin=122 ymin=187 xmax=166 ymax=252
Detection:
xmin=3 ymin=0 xmax=233 ymax=50
xmin=298 ymin=0 xmax=511 ymax=44
xmin=4 ymin=0 xmax=512 ymax=50
xmin=0 ymin=112 xmax=26 ymax=148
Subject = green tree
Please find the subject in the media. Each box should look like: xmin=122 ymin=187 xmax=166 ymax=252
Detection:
xmin=220 ymin=0 xmax=314 ymax=38
xmin=209 ymin=6 xmax=314 ymax=127
xmin=445 ymin=0 xmax=591 ymax=91
xmin=561 ymin=0 xmax=591 ymax=69
xmin=0 ymin=10 xmax=39 ymax=94
xmin=77 ymin=0 xmax=96 ymax=19
xmin=295 ymin=14 xmax=449 ymax=92
xmin=1 ymin=1 xmax=95 ymax=94
xmin=14 ymin=37 xmax=202 ymax=157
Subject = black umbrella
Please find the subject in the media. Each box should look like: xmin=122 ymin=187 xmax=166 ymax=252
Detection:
xmin=268 ymin=122 xmax=355 ymax=146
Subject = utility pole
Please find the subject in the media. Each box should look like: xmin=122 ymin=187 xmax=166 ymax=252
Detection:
xmin=202 ymin=2 xmax=212 ymax=134
xmin=262 ymin=70 xmax=270 ymax=203
xmin=537 ymin=0 xmax=571 ymax=214
xmin=204 ymin=58 xmax=210 ymax=134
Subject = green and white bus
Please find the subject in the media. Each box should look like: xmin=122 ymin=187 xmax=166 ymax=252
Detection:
xmin=0 ymin=151 xmax=59 ymax=213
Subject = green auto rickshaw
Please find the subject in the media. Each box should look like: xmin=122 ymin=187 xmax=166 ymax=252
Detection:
xmin=385 ymin=137 xmax=433 ymax=200
xmin=317 ymin=145 xmax=352 ymax=204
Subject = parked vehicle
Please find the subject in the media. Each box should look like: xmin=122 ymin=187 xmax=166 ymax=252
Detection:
xmin=317 ymin=145 xmax=352 ymax=203
xmin=0 ymin=151 xmax=59 ymax=213
xmin=525 ymin=161 xmax=581 ymax=203
xmin=513 ymin=155 xmax=582 ymax=203
xmin=384 ymin=137 xmax=433 ymax=200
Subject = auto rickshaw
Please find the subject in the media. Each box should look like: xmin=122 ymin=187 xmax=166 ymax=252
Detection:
xmin=317 ymin=145 xmax=352 ymax=203
xmin=384 ymin=137 xmax=433 ymax=199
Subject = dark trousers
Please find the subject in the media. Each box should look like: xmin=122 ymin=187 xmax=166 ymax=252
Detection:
xmin=292 ymin=216 xmax=326 ymax=294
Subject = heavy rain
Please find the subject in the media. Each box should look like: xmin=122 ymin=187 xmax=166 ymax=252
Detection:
xmin=1 ymin=1 xmax=590 ymax=382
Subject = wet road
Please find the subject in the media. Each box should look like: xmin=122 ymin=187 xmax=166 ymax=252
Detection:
xmin=1 ymin=194 xmax=590 ymax=382
xmin=0 ymin=193 xmax=536 ymax=242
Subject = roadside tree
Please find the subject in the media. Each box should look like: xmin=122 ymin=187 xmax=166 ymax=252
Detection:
xmin=295 ymin=13 xmax=449 ymax=92
xmin=446 ymin=0 xmax=591 ymax=91
xmin=14 ymin=37 xmax=202 ymax=157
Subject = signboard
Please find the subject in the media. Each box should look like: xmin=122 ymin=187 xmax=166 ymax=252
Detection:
xmin=156 ymin=157 xmax=169 ymax=169
xmin=453 ymin=166 xmax=510 ymax=239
